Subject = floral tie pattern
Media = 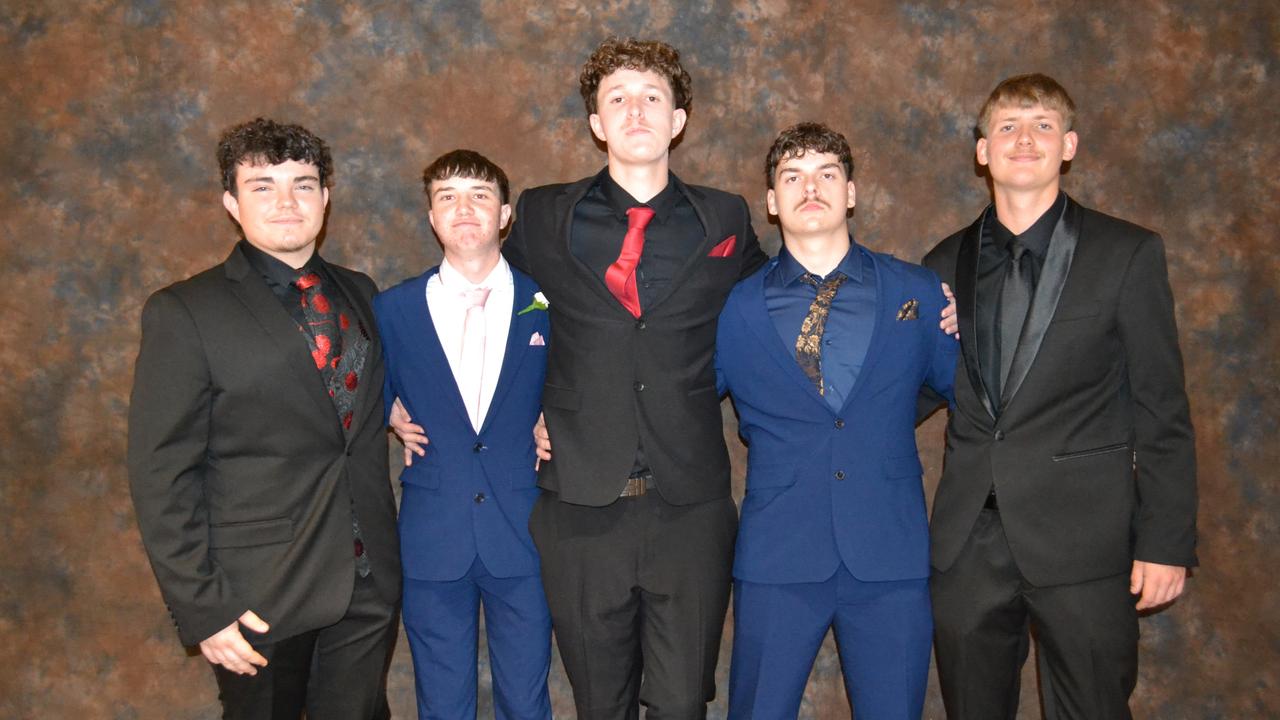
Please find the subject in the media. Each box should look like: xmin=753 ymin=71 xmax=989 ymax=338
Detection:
xmin=796 ymin=272 xmax=848 ymax=395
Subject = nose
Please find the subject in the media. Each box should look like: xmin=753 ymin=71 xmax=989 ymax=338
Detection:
xmin=626 ymin=98 xmax=642 ymax=118
xmin=277 ymin=187 xmax=297 ymax=208
xmin=456 ymin=196 xmax=474 ymax=214
xmin=804 ymin=177 xmax=819 ymax=196
xmin=1016 ymin=125 xmax=1034 ymax=146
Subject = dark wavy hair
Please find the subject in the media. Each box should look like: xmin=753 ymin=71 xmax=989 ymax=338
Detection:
xmin=579 ymin=37 xmax=693 ymax=115
xmin=421 ymin=149 xmax=510 ymax=207
xmin=764 ymin=122 xmax=855 ymax=188
xmin=217 ymin=118 xmax=333 ymax=195
xmin=977 ymin=73 xmax=1076 ymax=138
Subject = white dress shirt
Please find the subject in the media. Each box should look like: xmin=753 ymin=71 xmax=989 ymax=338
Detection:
xmin=426 ymin=256 xmax=514 ymax=431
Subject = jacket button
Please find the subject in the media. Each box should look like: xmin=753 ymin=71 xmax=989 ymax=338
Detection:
xmin=636 ymin=320 xmax=647 ymax=330
xmin=834 ymin=470 xmax=846 ymax=480
xmin=994 ymin=430 xmax=1005 ymax=441
xmin=473 ymin=442 xmax=485 ymax=452
xmin=634 ymin=382 xmax=645 ymax=392
xmin=834 ymin=418 xmax=845 ymax=429
xmin=474 ymin=493 xmax=486 ymax=503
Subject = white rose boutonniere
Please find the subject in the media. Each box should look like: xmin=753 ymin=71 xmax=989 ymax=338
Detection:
xmin=518 ymin=291 xmax=550 ymax=315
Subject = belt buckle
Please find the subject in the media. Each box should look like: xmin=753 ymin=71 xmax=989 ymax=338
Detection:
xmin=619 ymin=474 xmax=650 ymax=498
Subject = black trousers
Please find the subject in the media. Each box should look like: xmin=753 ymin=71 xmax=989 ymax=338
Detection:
xmin=529 ymin=491 xmax=737 ymax=720
xmin=931 ymin=509 xmax=1139 ymax=720
xmin=212 ymin=572 xmax=398 ymax=720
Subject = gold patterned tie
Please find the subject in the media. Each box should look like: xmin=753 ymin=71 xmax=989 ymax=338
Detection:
xmin=796 ymin=272 xmax=848 ymax=395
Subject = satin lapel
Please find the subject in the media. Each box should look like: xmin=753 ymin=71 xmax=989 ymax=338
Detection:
xmin=956 ymin=214 xmax=994 ymax=419
xmin=327 ymin=266 xmax=382 ymax=442
xmin=736 ymin=265 xmax=832 ymax=413
xmin=223 ymin=247 xmax=343 ymax=439
xmin=838 ymin=251 xmax=888 ymax=410
xmin=402 ymin=268 xmax=474 ymax=431
xmin=1000 ymin=198 xmax=1080 ymax=408
xmin=479 ymin=271 xmax=536 ymax=435
xmin=644 ymin=175 xmax=716 ymax=313
xmin=557 ymin=178 xmax=625 ymax=310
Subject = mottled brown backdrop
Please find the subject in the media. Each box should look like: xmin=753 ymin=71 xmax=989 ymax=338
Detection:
xmin=2 ymin=1 xmax=1276 ymax=718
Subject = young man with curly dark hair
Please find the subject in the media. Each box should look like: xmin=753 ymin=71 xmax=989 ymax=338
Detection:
xmin=506 ymin=37 xmax=768 ymax=718
xmin=129 ymin=117 xmax=400 ymax=719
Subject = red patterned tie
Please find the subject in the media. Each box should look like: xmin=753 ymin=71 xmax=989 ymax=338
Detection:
xmin=605 ymin=206 xmax=655 ymax=318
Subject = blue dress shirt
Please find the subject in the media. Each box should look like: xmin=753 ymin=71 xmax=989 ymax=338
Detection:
xmin=764 ymin=240 xmax=877 ymax=411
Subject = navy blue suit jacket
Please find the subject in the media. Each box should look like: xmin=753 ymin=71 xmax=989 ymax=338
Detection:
xmin=373 ymin=266 xmax=549 ymax=582
xmin=717 ymin=251 xmax=958 ymax=584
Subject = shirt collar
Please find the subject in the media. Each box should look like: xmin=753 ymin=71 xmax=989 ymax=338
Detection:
xmin=770 ymin=236 xmax=866 ymax=287
xmin=238 ymin=239 xmax=322 ymax=286
xmin=438 ymin=254 xmax=511 ymax=293
xmin=991 ymin=191 xmax=1065 ymax=261
xmin=596 ymin=166 xmax=682 ymax=223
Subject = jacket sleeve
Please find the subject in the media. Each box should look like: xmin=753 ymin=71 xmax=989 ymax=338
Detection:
xmin=1116 ymin=233 xmax=1198 ymax=567
xmin=127 ymin=288 xmax=245 ymax=646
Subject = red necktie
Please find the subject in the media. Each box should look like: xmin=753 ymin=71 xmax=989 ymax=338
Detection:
xmin=605 ymin=206 xmax=655 ymax=318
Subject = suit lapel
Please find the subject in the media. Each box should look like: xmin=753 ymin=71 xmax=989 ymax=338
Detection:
xmin=1000 ymin=197 xmax=1080 ymax=408
xmin=223 ymin=247 xmax=344 ymax=439
xmin=838 ymin=251 xmax=889 ymax=409
xmin=400 ymin=268 xmax=475 ymax=432
xmin=479 ymin=270 xmax=537 ymax=435
xmin=643 ymin=174 xmax=716 ymax=313
xmin=326 ymin=266 xmax=381 ymax=443
xmin=556 ymin=177 xmax=625 ymax=311
xmin=737 ymin=264 xmax=832 ymax=413
xmin=956 ymin=213 xmax=996 ymax=419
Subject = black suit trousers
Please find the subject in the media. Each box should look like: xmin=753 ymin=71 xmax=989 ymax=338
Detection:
xmin=212 ymin=572 xmax=397 ymax=720
xmin=529 ymin=491 xmax=737 ymax=720
xmin=931 ymin=509 xmax=1139 ymax=720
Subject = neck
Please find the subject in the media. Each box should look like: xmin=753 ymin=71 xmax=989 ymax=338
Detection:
xmin=253 ymin=243 xmax=315 ymax=270
xmin=445 ymin=250 xmax=501 ymax=285
xmin=992 ymin=183 xmax=1060 ymax=234
xmin=783 ymin=230 xmax=851 ymax=277
xmin=607 ymin=158 xmax=670 ymax=203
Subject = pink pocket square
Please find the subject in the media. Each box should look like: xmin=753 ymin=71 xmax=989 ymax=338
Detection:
xmin=529 ymin=332 xmax=546 ymax=346
xmin=708 ymin=235 xmax=737 ymax=258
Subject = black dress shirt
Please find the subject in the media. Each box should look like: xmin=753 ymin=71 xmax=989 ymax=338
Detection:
xmin=570 ymin=168 xmax=706 ymax=479
xmin=976 ymin=192 xmax=1066 ymax=406
xmin=765 ymin=241 xmax=877 ymax=412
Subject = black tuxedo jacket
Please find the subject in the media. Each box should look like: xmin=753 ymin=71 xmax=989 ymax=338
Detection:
xmin=503 ymin=172 xmax=766 ymax=506
xmin=127 ymin=244 xmax=400 ymax=646
xmin=922 ymin=196 xmax=1197 ymax=586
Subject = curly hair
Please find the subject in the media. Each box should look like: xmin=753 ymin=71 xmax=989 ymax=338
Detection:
xmin=579 ymin=37 xmax=692 ymax=115
xmin=764 ymin=122 xmax=855 ymax=189
xmin=421 ymin=149 xmax=510 ymax=208
xmin=977 ymin=73 xmax=1076 ymax=138
xmin=217 ymin=118 xmax=333 ymax=195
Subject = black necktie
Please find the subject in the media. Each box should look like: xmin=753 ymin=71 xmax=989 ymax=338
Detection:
xmin=796 ymin=272 xmax=848 ymax=395
xmin=998 ymin=239 xmax=1033 ymax=400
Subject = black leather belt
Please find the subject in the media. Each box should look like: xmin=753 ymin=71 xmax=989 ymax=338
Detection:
xmin=619 ymin=473 xmax=654 ymax=498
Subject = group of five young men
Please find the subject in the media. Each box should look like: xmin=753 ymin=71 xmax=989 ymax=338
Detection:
xmin=128 ymin=36 xmax=1196 ymax=720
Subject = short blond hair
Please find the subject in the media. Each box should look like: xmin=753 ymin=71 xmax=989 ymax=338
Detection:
xmin=977 ymin=73 xmax=1076 ymax=138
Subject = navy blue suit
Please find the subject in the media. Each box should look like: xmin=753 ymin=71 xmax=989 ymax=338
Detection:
xmin=374 ymin=265 xmax=551 ymax=719
xmin=717 ymin=249 xmax=957 ymax=718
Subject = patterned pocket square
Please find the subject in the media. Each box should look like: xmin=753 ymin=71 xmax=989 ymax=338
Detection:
xmin=708 ymin=235 xmax=737 ymax=258
xmin=529 ymin=332 xmax=546 ymax=346
xmin=897 ymin=299 xmax=919 ymax=321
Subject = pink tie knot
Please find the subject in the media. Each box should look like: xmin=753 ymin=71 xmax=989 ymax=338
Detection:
xmin=462 ymin=286 xmax=491 ymax=309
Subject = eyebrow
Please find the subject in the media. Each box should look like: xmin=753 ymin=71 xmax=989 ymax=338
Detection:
xmin=241 ymin=175 xmax=321 ymax=185
xmin=779 ymin=162 xmax=842 ymax=172
xmin=433 ymin=182 xmax=496 ymax=195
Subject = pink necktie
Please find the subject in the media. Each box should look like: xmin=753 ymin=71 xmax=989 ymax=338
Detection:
xmin=459 ymin=287 xmax=491 ymax=431
xmin=605 ymin=206 xmax=656 ymax=317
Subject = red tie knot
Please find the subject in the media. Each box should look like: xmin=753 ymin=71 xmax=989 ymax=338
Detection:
xmin=627 ymin=206 xmax=656 ymax=230
xmin=295 ymin=272 xmax=322 ymax=291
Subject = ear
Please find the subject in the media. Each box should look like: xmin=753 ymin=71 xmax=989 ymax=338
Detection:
xmin=222 ymin=191 xmax=241 ymax=223
xmin=1061 ymin=130 xmax=1079 ymax=161
xmin=671 ymin=108 xmax=688 ymax=138
xmin=499 ymin=202 xmax=513 ymax=230
xmin=427 ymin=206 xmax=438 ymax=234
xmin=846 ymin=180 xmax=857 ymax=209
xmin=322 ymin=187 xmax=329 ymax=208
xmin=975 ymin=138 xmax=989 ymax=167
xmin=589 ymin=113 xmax=606 ymax=143
xmin=766 ymin=188 xmax=778 ymax=216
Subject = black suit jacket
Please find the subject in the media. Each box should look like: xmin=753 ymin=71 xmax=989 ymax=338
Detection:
xmin=127 ymin=244 xmax=400 ymax=646
xmin=922 ymin=196 xmax=1197 ymax=586
xmin=503 ymin=172 xmax=766 ymax=506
